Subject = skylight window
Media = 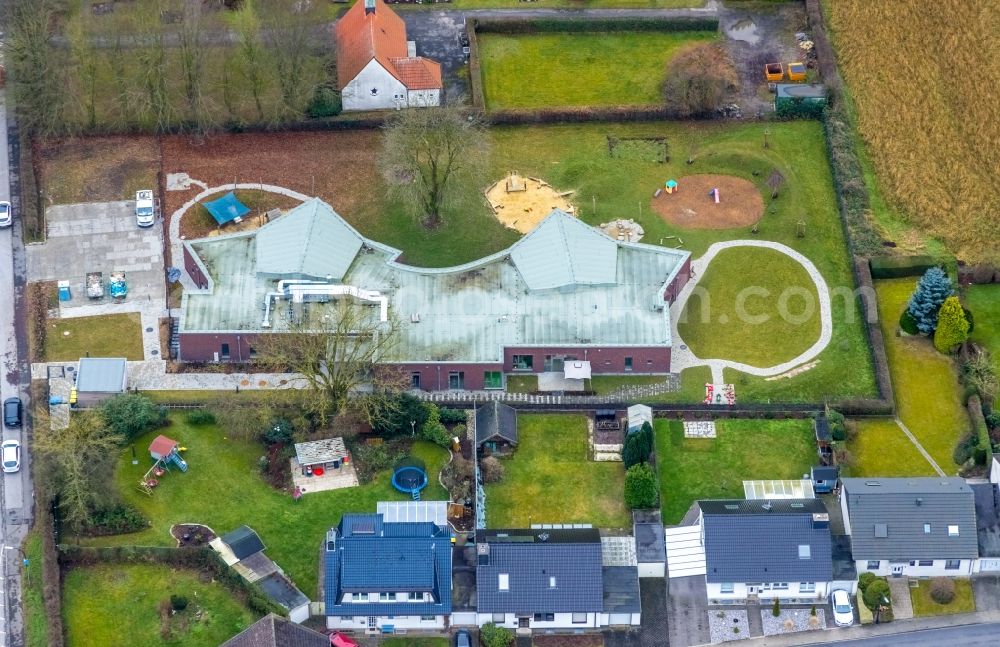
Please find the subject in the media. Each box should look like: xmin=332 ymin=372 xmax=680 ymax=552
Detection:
xmin=874 ymin=523 xmax=888 ymax=538
xmin=798 ymin=545 xmax=811 ymax=559
xmin=924 ymin=524 xmax=931 ymax=534
xmin=549 ymin=577 xmax=557 ymax=588
xmin=948 ymin=525 xmax=960 ymax=537
xmin=499 ymin=573 xmax=509 ymax=591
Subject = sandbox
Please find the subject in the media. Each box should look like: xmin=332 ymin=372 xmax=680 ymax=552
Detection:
xmin=651 ymin=174 xmax=764 ymax=230
xmin=486 ymin=172 xmax=575 ymax=234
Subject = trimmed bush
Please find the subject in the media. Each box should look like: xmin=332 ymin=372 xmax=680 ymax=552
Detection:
xmin=772 ymin=597 xmax=781 ymax=617
xmin=439 ymin=408 xmax=469 ymax=425
xmin=862 ymin=578 xmax=891 ymax=612
xmin=899 ymin=309 xmax=919 ymax=335
xmin=858 ymin=572 xmax=878 ymax=593
xmin=869 ymin=255 xmax=939 ymax=279
xmin=929 ymin=578 xmax=956 ymax=604
xmin=420 ymin=404 xmax=452 ymax=448
xmin=624 ymin=463 xmax=658 ymax=509
xmin=934 ymin=296 xmax=969 ymax=353
xmin=472 ymin=16 xmax=719 ymax=34
xmin=953 ymin=433 xmax=978 ymax=466
xmin=480 ymin=622 xmax=514 ymax=647
xmin=964 ymin=307 xmax=975 ymax=334
xmin=828 ymin=410 xmax=847 ymax=441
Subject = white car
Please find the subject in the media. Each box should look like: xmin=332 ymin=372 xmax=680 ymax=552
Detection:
xmin=135 ymin=190 xmax=155 ymax=227
xmin=1 ymin=440 xmax=20 ymax=473
xmin=0 ymin=201 xmax=11 ymax=228
xmin=831 ymin=588 xmax=855 ymax=627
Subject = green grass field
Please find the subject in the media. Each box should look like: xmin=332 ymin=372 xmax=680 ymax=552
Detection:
xmin=22 ymin=532 xmax=47 ymax=647
xmin=876 ymin=279 xmax=969 ymax=471
xmin=655 ymin=419 xmax=816 ymax=523
xmin=45 ymin=313 xmax=145 ymax=361
xmin=678 ymin=246 xmax=822 ymax=367
xmin=485 ymin=414 xmax=629 ymax=528
xmin=62 ymin=563 xmax=257 ymax=647
xmin=909 ymin=579 xmax=976 ymax=617
xmin=84 ymin=415 xmax=449 ymax=597
xmin=848 ymin=418 xmax=937 ymax=477
xmin=478 ymin=31 xmax=715 ymax=109
xmin=966 ymin=284 xmax=1000 ymax=359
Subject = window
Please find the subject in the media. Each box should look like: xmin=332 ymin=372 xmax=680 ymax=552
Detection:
xmin=498 ymin=573 xmax=509 ymax=591
xmin=874 ymin=523 xmax=888 ymax=538
xmin=512 ymin=355 xmax=533 ymax=371
xmin=352 ymin=593 xmax=366 ymax=602
xmin=533 ymin=613 xmax=555 ymax=622
xmin=919 ymin=560 xmax=934 ymax=566
xmin=798 ymin=545 xmax=811 ymax=559
xmin=448 ymin=371 xmax=464 ymax=390
xmin=492 ymin=613 xmax=505 ymax=623
xmin=945 ymin=559 xmax=962 ymax=570
xmin=248 ymin=346 xmax=257 ymax=359
xmin=624 ymin=357 xmax=633 ymax=372
xmin=408 ymin=592 xmax=423 ymax=601
xmin=799 ymin=582 xmax=816 ymax=593
xmin=379 ymin=592 xmax=393 ymax=602
xmin=924 ymin=523 xmax=932 ymax=534
xmin=866 ymin=560 xmax=880 ymax=570
xmin=646 ymin=359 xmax=654 ymax=365
xmin=948 ymin=525 xmax=960 ymax=537
xmin=411 ymin=373 xmax=421 ymax=389
xmin=420 ymin=615 xmax=436 ymax=621
xmin=220 ymin=343 xmax=230 ymax=360
xmin=549 ymin=576 xmax=557 ymax=589
xmin=572 ymin=613 xmax=588 ymax=624
xmin=484 ymin=371 xmax=503 ymax=390
xmin=720 ymin=583 xmax=735 ymax=593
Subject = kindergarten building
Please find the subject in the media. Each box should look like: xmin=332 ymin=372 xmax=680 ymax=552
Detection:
xmin=179 ymin=198 xmax=691 ymax=391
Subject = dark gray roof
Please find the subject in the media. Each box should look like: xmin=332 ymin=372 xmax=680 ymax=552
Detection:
xmin=258 ymin=573 xmax=310 ymax=611
xmin=221 ymin=613 xmax=328 ymax=647
xmin=971 ymin=483 xmax=1000 ymax=558
xmin=831 ymin=535 xmax=858 ymax=581
xmin=841 ymin=478 xmax=979 ymax=560
xmin=476 ymin=528 xmax=603 ymax=613
xmin=476 ymin=401 xmax=518 ymax=446
xmin=700 ymin=499 xmax=833 ymax=583
xmin=602 ymin=566 xmax=641 ymax=613
xmin=814 ymin=417 xmax=831 ymax=443
xmin=221 ymin=526 xmax=266 ymax=560
xmin=634 ymin=522 xmax=666 ymax=564
xmin=812 ymin=466 xmax=839 ymax=481
xmin=75 ymin=357 xmax=127 ymax=393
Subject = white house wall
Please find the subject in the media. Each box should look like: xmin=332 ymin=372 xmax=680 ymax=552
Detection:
xmin=840 ymin=494 xmax=853 ymax=536
xmin=706 ymin=581 xmax=832 ymax=605
xmin=855 ymin=559 xmax=974 ymax=577
xmin=598 ymin=612 xmax=642 ymax=626
xmin=342 ymin=60 xmax=408 ymax=111
xmin=407 ymin=88 xmax=441 ymax=108
xmin=327 ymin=614 xmax=445 ymax=631
xmin=638 ymin=562 xmax=666 ymax=578
xmin=288 ymin=602 xmax=310 ymax=624
xmin=475 ymin=612 xmax=599 ymax=630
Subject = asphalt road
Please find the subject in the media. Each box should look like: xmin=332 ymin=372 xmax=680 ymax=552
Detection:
xmin=803 ymin=622 xmax=1000 ymax=647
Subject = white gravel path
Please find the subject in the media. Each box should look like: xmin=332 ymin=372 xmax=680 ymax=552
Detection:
xmin=669 ymin=240 xmax=833 ymax=385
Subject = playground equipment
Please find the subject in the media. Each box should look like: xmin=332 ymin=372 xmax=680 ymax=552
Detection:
xmin=665 ymin=179 xmax=678 ymax=195
xmin=764 ymin=63 xmax=784 ymax=82
xmin=787 ymin=62 xmax=807 ymax=82
xmin=391 ymin=457 xmax=429 ymax=501
xmin=139 ymin=435 xmax=188 ymax=495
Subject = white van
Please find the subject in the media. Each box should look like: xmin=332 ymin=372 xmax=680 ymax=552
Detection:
xmin=135 ymin=190 xmax=155 ymax=227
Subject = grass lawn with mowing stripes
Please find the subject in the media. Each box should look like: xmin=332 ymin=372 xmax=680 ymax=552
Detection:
xmin=966 ymin=284 xmax=1000 ymax=359
xmin=847 ymin=418 xmax=936 ymax=477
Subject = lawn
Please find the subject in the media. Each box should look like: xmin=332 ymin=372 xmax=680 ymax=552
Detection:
xmin=847 ymin=418 xmax=936 ymax=477
xmin=966 ymin=285 xmax=1000 ymax=359
xmin=655 ymin=418 xmax=816 ymax=524
xmin=22 ymin=531 xmax=47 ymax=647
xmin=909 ymin=579 xmax=976 ymax=617
xmin=875 ymin=279 xmax=969 ymax=471
xmin=181 ymin=189 xmax=302 ymax=240
xmin=45 ymin=313 xmax=145 ymax=361
xmin=478 ymin=31 xmax=716 ymax=109
xmin=62 ymin=563 xmax=258 ymax=647
xmin=506 ymin=374 xmax=538 ymax=393
xmin=85 ymin=415 xmax=450 ymax=597
xmin=677 ymin=246 xmax=822 ymax=367
xmin=588 ymin=367 xmax=712 ymax=403
xmin=485 ymin=414 xmax=629 ymax=529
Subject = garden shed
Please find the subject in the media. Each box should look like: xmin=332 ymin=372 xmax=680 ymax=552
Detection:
xmin=774 ymin=83 xmax=827 ymax=111
xmin=73 ymin=357 xmax=127 ymax=407
xmin=475 ymin=401 xmax=518 ymax=452
xmin=290 ymin=437 xmax=358 ymax=494
xmin=626 ymin=404 xmax=653 ymax=434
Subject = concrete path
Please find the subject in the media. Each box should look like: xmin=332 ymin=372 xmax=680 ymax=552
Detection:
xmin=669 ymin=240 xmax=833 ymax=385
xmin=894 ymin=418 xmax=946 ymax=477
xmin=887 ymin=577 xmax=914 ymax=620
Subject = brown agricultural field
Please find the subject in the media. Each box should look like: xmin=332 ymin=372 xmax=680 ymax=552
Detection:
xmin=827 ymin=1 xmax=1000 ymax=263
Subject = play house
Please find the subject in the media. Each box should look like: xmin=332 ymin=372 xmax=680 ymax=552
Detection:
xmin=665 ymin=179 xmax=678 ymax=194
xmin=149 ymin=435 xmax=188 ymax=472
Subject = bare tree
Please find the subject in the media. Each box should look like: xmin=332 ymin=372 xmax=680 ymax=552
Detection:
xmin=253 ymin=300 xmax=403 ymax=426
xmin=7 ymin=0 xmax=67 ymax=137
xmin=233 ymin=0 xmax=267 ymax=122
xmin=767 ymin=170 xmax=786 ymax=199
xmin=178 ymin=1 xmax=215 ymax=134
xmin=262 ymin=1 xmax=318 ymax=117
xmin=133 ymin=1 xmax=175 ymax=132
xmin=66 ymin=14 xmax=100 ymax=132
xmin=662 ymin=43 xmax=739 ymax=118
xmin=381 ymin=105 xmax=490 ymax=228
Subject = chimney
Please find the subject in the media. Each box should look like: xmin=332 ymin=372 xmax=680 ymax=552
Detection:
xmin=812 ymin=513 xmax=830 ymax=529
xmin=365 ymin=0 xmax=376 ymax=15
xmin=477 ymin=542 xmax=490 ymax=566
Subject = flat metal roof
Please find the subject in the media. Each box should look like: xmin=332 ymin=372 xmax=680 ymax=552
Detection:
xmin=75 ymin=357 xmax=127 ymax=393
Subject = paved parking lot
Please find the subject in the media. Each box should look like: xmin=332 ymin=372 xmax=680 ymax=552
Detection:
xmin=26 ymin=201 xmax=165 ymax=307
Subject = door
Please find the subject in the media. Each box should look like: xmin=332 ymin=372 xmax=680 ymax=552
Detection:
xmin=747 ymin=585 xmax=759 ymax=595
xmin=518 ymin=616 xmax=530 ymax=629
xmin=367 ymin=616 xmax=377 ymax=630
xmin=890 ymin=564 xmax=904 ymax=577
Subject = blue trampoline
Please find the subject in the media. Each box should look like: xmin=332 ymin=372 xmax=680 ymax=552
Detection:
xmin=202 ymin=191 xmax=250 ymax=226
xmin=392 ymin=457 xmax=428 ymax=500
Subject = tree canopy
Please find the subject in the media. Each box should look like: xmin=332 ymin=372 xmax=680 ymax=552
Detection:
xmin=906 ymin=267 xmax=953 ymax=334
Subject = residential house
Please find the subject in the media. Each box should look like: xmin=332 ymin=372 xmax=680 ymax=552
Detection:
xmin=324 ymin=513 xmax=452 ymax=632
xmin=475 ymin=401 xmax=518 ymax=454
xmin=840 ymin=477 xmax=978 ymax=577
xmin=179 ymin=199 xmax=692 ymax=389
xmin=220 ymin=613 xmax=328 ymax=647
xmin=334 ymin=0 xmax=442 ymax=111
xmin=475 ymin=528 xmax=641 ymax=630
xmin=700 ymin=499 xmax=842 ymax=604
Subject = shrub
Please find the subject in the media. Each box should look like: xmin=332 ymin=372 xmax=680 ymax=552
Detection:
xmin=899 ymin=309 xmax=919 ymax=335
xmin=906 ymin=267 xmax=953 ymax=334
xmin=481 ymin=456 xmax=505 ymax=484
xmin=964 ymin=307 xmax=975 ymax=334
xmin=170 ymin=594 xmax=189 ymax=611
xmin=862 ymin=578 xmax=891 ymax=612
xmin=100 ymin=394 xmax=167 ymax=443
xmin=953 ymin=433 xmax=978 ymax=466
xmin=988 ymin=412 xmax=1000 ymax=430
xmin=622 ymin=430 xmax=648 ymax=469
xmin=420 ymin=404 xmax=452 ymax=448
xmin=929 ymin=577 xmax=955 ymax=604
xmin=372 ymin=393 xmax=430 ymax=438
xmin=858 ymin=572 xmax=878 ymax=593
xmin=86 ymin=502 xmax=149 ymax=536
xmin=624 ymin=463 xmax=657 ymax=509
xmin=351 ymin=442 xmax=403 ymax=483
xmin=869 ymin=255 xmax=938 ymax=279
xmin=439 ymin=408 xmax=468 ymax=425
xmin=810 ymin=604 xmax=817 ymax=616
xmin=772 ymin=597 xmax=780 ymax=617
xmin=480 ymin=622 xmax=514 ymax=647
xmin=306 ymin=86 xmax=341 ymax=118
xmin=961 ymin=347 xmax=998 ymax=403
xmin=828 ymin=410 xmax=847 ymax=441
xmin=261 ymin=418 xmax=294 ymax=446
xmin=662 ymin=43 xmax=738 ymax=118
xmin=933 ymin=296 xmax=969 ymax=353
xmin=184 ymin=410 xmax=216 ymax=426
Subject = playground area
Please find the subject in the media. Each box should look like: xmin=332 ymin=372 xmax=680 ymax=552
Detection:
xmin=651 ymin=174 xmax=764 ymax=230
xmin=485 ymin=172 xmax=575 ymax=233
xmin=139 ymin=434 xmax=189 ymax=495
xmin=391 ymin=457 xmax=429 ymax=501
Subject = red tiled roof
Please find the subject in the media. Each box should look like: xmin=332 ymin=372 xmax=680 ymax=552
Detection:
xmin=391 ymin=57 xmax=443 ymax=90
xmin=149 ymin=435 xmax=178 ymax=459
xmin=334 ymin=0 xmax=408 ymax=90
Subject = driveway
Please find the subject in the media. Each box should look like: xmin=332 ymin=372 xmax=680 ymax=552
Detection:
xmin=666 ymin=575 xmax=710 ymax=647
xmin=973 ymin=575 xmax=1000 ymax=612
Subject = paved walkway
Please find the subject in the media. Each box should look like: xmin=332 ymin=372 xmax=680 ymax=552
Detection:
xmin=669 ymin=240 xmax=834 ymax=385
xmin=894 ymin=418 xmax=946 ymax=476
xmin=887 ymin=577 xmax=914 ymax=620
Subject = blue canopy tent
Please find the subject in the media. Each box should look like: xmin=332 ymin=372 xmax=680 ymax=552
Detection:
xmin=202 ymin=191 xmax=250 ymax=226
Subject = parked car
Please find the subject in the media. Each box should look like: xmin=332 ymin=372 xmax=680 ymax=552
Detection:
xmin=0 ymin=201 xmax=11 ymax=228
xmin=831 ymin=588 xmax=855 ymax=627
xmin=455 ymin=630 xmax=472 ymax=647
xmin=3 ymin=397 xmax=21 ymax=428
xmin=330 ymin=633 xmax=359 ymax=647
xmin=135 ymin=189 xmax=155 ymax=227
xmin=1 ymin=440 xmax=19 ymax=473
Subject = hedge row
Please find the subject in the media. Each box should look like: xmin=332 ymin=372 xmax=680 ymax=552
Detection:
xmin=968 ymin=394 xmax=992 ymax=466
xmin=853 ymin=257 xmax=896 ymax=407
xmin=466 ymin=21 xmax=486 ymax=109
xmin=958 ymin=263 xmax=1000 ymax=285
xmin=471 ymin=16 xmax=719 ymax=34
xmin=869 ymin=255 xmax=938 ymax=279
xmin=58 ymin=545 xmax=287 ymax=619
xmin=40 ymin=495 xmax=65 ymax=647
xmin=488 ymin=105 xmax=675 ymax=125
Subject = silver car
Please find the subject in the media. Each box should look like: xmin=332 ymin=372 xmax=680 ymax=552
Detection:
xmin=1 ymin=440 xmax=20 ymax=473
xmin=0 ymin=201 xmax=11 ymax=228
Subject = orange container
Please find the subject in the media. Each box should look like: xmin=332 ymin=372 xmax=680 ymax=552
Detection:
xmin=764 ymin=63 xmax=784 ymax=82
xmin=787 ymin=62 xmax=807 ymax=82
